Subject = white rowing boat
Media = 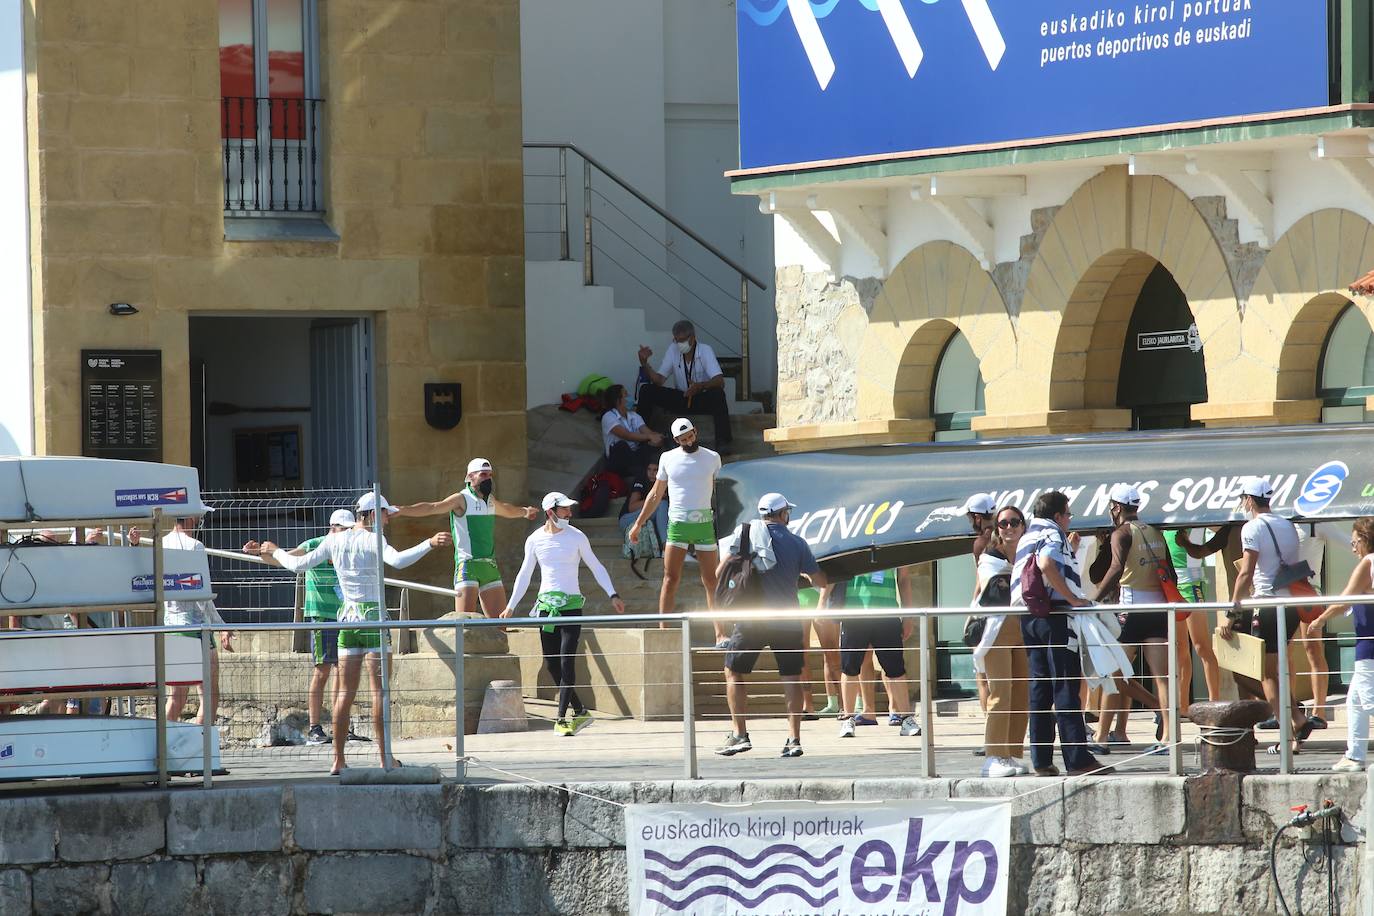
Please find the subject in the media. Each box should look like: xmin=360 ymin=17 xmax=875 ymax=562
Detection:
xmin=0 ymin=716 xmax=220 ymax=781
xmin=0 ymin=631 xmax=204 ymax=693
xmin=0 ymin=457 xmax=209 ymax=522
xmin=0 ymin=545 xmax=213 ymax=610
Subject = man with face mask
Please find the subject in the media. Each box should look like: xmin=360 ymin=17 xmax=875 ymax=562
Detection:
xmin=629 ymin=419 xmax=727 ymax=642
xmin=502 ymin=492 xmax=625 ymax=736
xmin=635 ymin=319 xmax=733 ymax=450
xmin=396 ymin=458 xmax=538 ymax=619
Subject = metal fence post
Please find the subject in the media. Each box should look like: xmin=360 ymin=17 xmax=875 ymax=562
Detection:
xmin=918 ymin=613 xmax=935 ymax=778
xmin=558 ymin=146 xmax=570 ymax=261
xmin=582 ymin=159 xmax=594 ymax=285
xmin=1276 ymin=603 xmax=1293 ymax=775
xmin=454 ymin=620 xmax=467 ymax=780
xmin=739 ymin=278 xmax=751 ymax=401
xmin=1167 ymin=607 xmax=1181 ymax=777
xmin=153 ymin=509 xmax=168 ymax=788
xmin=200 ymin=625 xmax=214 ymax=788
xmin=374 ymin=482 xmax=395 ymax=770
xmin=682 ymin=615 xmax=698 ymax=780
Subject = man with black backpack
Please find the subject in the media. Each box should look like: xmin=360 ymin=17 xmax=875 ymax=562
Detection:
xmin=713 ymin=492 xmax=828 ymax=758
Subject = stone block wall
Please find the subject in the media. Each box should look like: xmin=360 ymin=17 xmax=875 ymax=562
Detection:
xmin=0 ymin=773 xmax=1364 ymax=915
xmin=23 ymin=0 xmax=528 ymax=580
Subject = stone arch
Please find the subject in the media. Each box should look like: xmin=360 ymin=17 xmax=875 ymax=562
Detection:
xmin=1242 ymin=209 xmax=1374 ymax=405
xmin=855 ymin=241 xmax=1015 ymax=423
xmin=1012 ymin=168 xmax=1240 ymax=427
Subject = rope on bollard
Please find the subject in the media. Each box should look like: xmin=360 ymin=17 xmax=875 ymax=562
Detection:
xmin=1191 ymin=725 xmax=1253 ymax=770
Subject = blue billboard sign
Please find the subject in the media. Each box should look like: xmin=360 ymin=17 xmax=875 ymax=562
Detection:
xmin=737 ymin=0 xmax=1330 ymax=171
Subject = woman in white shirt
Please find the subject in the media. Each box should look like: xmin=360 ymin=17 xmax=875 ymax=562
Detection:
xmin=502 ymin=492 xmax=624 ymax=736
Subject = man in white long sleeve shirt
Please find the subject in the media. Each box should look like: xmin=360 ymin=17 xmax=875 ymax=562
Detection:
xmin=501 ymin=492 xmax=625 ymax=736
xmin=251 ymin=492 xmax=450 ymax=774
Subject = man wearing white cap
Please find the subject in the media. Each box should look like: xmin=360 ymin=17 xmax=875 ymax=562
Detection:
xmin=962 ymin=493 xmax=998 ymax=736
xmin=252 ymin=491 xmax=451 ymax=774
xmin=1218 ymin=476 xmax=1315 ymax=751
xmin=502 ymin=492 xmax=625 ymax=736
xmin=629 ymin=418 xmax=728 ymax=643
xmin=396 ymin=458 xmax=537 ymax=619
xmin=714 ymin=492 xmax=828 ymax=757
xmin=276 ymin=508 xmax=356 ymax=745
xmin=1087 ymin=484 xmax=1173 ymax=754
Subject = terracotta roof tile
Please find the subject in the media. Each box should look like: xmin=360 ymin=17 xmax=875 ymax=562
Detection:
xmin=1351 ymin=268 xmax=1374 ymax=296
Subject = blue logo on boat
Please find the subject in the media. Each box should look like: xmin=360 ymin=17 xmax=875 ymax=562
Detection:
xmin=115 ymin=486 xmax=188 ymax=507
xmin=1295 ymin=461 xmax=1348 ymax=516
xmin=132 ymin=573 xmax=205 ymax=592
xmin=0 ymin=744 xmax=12 ymax=760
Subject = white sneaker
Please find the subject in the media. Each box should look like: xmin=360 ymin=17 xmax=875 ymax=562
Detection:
xmin=1008 ymin=758 xmax=1029 ymax=775
xmin=838 ymin=717 xmax=856 ymax=739
xmin=1332 ymin=756 xmax=1365 ymax=772
xmin=980 ymin=757 xmax=1020 ymax=778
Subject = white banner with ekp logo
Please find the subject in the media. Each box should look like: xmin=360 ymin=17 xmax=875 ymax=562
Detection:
xmin=625 ymin=800 xmax=1010 ymax=916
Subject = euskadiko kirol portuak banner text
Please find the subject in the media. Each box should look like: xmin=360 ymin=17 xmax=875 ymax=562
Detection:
xmin=625 ymin=800 xmax=1011 ymax=916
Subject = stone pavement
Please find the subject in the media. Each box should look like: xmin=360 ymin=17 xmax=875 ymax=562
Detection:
xmin=215 ymin=699 xmax=1355 ymax=788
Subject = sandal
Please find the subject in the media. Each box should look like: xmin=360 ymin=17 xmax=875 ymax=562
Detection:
xmin=1266 ymin=743 xmax=1302 ymax=756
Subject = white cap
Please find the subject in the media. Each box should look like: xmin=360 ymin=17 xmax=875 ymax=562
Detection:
xmin=757 ymin=492 xmax=796 ymax=515
xmin=329 ymin=509 xmax=356 ymax=527
xmin=355 ymin=492 xmax=397 ymax=514
xmin=1239 ymin=476 xmax=1274 ymax=499
xmin=467 ymin=457 xmax=493 ymax=475
xmin=671 ymin=418 xmax=695 ymax=438
xmin=1108 ymin=484 xmax=1141 ymax=507
xmin=961 ymin=493 xmax=996 ymax=515
xmin=541 ymin=491 xmax=577 ymax=511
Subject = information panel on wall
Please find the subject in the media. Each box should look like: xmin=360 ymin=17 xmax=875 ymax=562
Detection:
xmin=81 ymin=350 xmax=163 ymax=462
xmin=737 ymin=0 xmax=1330 ymax=171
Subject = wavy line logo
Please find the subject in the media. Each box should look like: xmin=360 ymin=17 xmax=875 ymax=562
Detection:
xmin=643 ymin=844 xmax=843 ymax=911
xmin=743 ymin=0 xmax=1005 ymax=89
xmin=1295 ymin=460 xmax=1349 ymax=516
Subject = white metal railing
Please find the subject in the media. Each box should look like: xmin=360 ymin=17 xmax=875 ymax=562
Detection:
xmin=4 ymin=587 xmax=1368 ymax=787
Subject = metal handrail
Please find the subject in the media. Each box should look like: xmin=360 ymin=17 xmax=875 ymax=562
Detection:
xmin=8 ymin=589 xmax=1360 ymax=784
xmin=524 ymin=140 xmax=765 ymax=398
xmin=525 ymin=140 xmax=768 ymax=290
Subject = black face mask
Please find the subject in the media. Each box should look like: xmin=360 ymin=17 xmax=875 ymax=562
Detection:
xmin=476 ymin=478 xmax=493 ymax=498
xmin=682 ymin=442 xmax=699 ymax=454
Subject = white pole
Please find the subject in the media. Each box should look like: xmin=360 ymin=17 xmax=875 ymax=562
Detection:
xmin=374 ymin=481 xmax=394 ymax=770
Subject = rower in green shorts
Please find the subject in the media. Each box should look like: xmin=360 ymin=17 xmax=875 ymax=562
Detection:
xmin=628 ymin=418 xmax=728 ymax=643
xmin=254 ymin=492 xmax=450 ymax=775
xmin=396 ymin=458 xmax=537 ymax=618
xmin=285 ymin=508 xmax=353 ymax=745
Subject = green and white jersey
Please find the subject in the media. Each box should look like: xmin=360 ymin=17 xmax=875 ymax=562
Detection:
xmin=845 ymin=569 xmax=900 ymax=609
xmin=298 ymin=535 xmax=343 ymax=621
xmin=450 ymin=486 xmax=497 ymax=564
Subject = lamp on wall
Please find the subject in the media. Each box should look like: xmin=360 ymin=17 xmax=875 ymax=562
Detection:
xmin=108 ymin=302 xmax=138 ymax=317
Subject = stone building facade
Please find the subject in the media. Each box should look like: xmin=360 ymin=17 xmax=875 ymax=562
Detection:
xmin=6 ymin=0 xmax=527 ymax=580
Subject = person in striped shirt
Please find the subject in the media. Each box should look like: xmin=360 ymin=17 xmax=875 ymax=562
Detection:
xmin=1011 ymin=490 xmax=1111 ymax=777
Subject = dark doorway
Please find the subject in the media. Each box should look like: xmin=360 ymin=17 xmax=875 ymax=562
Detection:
xmin=1117 ymin=264 xmax=1207 ymax=430
xmin=189 ymin=315 xmax=374 ymax=491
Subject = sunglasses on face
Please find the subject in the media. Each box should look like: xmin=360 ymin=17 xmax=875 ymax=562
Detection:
xmin=997 ymin=518 xmax=1024 ymax=529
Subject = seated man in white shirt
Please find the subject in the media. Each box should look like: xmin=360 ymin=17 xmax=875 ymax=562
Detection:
xmin=600 ymin=384 xmax=662 ymax=480
xmin=636 ymin=320 xmax=733 ymax=448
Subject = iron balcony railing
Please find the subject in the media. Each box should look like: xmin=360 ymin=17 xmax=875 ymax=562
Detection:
xmin=221 ymin=96 xmax=324 ymax=216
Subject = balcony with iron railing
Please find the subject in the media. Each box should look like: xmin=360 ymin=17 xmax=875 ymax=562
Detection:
xmin=221 ymin=96 xmax=324 ymax=218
